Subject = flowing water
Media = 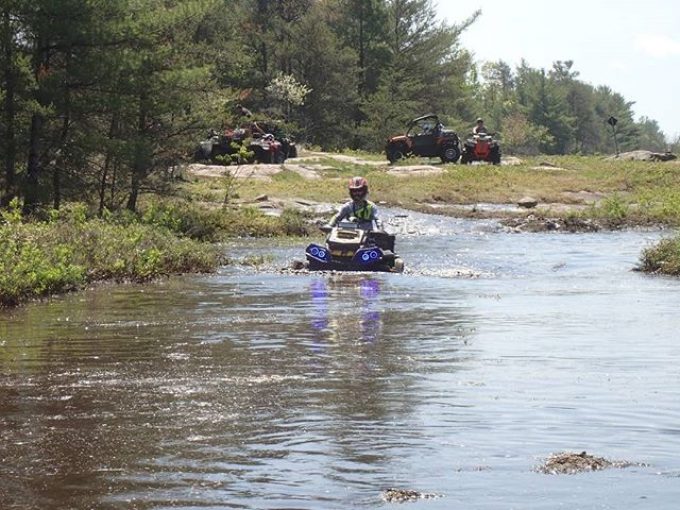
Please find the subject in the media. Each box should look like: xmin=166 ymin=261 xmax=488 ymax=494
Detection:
xmin=2 ymin=210 xmax=680 ymax=509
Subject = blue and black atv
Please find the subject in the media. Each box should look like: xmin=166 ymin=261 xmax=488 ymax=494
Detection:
xmin=305 ymin=221 xmax=404 ymax=272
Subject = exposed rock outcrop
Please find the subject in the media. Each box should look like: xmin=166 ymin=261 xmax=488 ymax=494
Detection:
xmin=606 ymin=150 xmax=677 ymax=162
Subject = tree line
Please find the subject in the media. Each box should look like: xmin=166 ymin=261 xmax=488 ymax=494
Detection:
xmin=1 ymin=0 xmax=674 ymax=214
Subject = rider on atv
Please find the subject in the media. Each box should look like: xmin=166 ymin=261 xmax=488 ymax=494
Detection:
xmin=328 ymin=176 xmax=382 ymax=231
xmin=473 ymin=118 xmax=488 ymax=134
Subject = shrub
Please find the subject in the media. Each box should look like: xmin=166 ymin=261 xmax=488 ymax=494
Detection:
xmin=639 ymin=237 xmax=680 ymax=276
xmin=0 ymin=211 xmax=222 ymax=307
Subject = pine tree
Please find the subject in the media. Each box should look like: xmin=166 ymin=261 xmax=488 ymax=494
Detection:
xmin=114 ymin=0 xmax=217 ymax=212
xmin=515 ymin=63 xmax=574 ymax=154
xmin=593 ymin=86 xmax=639 ymax=154
xmin=289 ymin=3 xmax=358 ymax=149
xmin=636 ymin=117 xmax=667 ymax=152
xmin=357 ymin=0 xmax=477 ymax=150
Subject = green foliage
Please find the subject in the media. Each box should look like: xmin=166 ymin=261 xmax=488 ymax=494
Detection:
xmin=289 ymin=3 xmax=360 ymax=149
xmin=279 ymin=208 xmax=310 ymax=236
xmin=595 ymin=194 xmax=630 ymax=221
xmin=636 ymin=117 xmax=668 ymax=152
xmin=135 ymin=198 xmax=309 ymax=241
xmin=0 ymin=210 xmax=222 ymax=307
xmin=0 ymin=197 xmax=23 ymax=225
xmin=473 ymin=58 xmax=664 ymax=156
xmin=230 ymin=143 xmax=255 ymax=165
xmin=1 ymin=0 xmax=219 ymax=213
xmin=639 ymin=237 xmax=680 ymax=275
xmin=500 ymin=111 xmax=553 ymax=155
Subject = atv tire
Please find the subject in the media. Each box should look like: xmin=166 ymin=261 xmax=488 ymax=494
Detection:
xmin=440 ymin=144 xmax=461 ymax=164
xmin=274 ymin=150 xmax=286 ymax=164
xmin=490 ymin=148 xmax=501 ymax=165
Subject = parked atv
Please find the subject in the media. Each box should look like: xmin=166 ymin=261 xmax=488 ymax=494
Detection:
xmin=195 ymin=126 xmax=294 ymax=164
xmin=305 ymin=220 xmax=404 ymax=273
xmin=254 ymin=121 xmax=297 ymax=160
xmin=385 ymin=114 xmax=461 ymax=164
xmin=460 ymin=132 xmax=501 ymax=165
xmin=194 ymin=129 xmax=246 ymax=163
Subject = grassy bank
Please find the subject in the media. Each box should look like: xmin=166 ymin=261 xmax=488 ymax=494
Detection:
xmin=0 ymin=199 xmax=310 ymax=308
xmin=139 ymin=197 xmax=310 ymax=240
xmin=189 ymin=155 xmax=680 ymax=225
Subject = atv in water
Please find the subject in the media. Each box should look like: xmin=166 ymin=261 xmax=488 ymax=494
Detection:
xmin=305 ymin=221 xmax=404 ymax=273
xmin=460 ymin=132 xmax=501 ymax=165
xmin=385 ymin=114 xmax=461 ymax=164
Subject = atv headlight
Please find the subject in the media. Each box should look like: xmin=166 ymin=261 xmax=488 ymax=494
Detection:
xmin=306 ymin=244 xmax=331 ymax=263
xmin=353 ymin=248 xmax=383 ymax=264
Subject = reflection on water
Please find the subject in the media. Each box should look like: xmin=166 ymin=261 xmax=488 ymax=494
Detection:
xmin=310 ymin=277 xmax=382 ymax=346
xmin=2 ymin=212 xmax=680 ymax=509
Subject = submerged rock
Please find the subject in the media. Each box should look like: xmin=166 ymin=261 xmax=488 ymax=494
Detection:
xmin=381 ymin=488 xmax=442 ymax=503
xmin=536 ymin=451 xmax=640 ymax=475
xmin=502 ymin=216 xmax=600 ymax=233
xmin=288 ymin=260 xmax=307 ymax=271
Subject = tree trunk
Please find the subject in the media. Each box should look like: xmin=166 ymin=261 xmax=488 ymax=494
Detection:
xmin=23 ymin=41 xmax=50 ymax=215
xmin=23 ymin=112 xmax=43 ymax=214
xmin=98 ymin=154 xmax=109 ymax=216
xmin=52 ymin=105 xmax=71 ymax=210
xmin=99 ymin=116 xmax=118 ymax=216
xmin=2 ymin=10 xmax=17 ymax=206
xmin=126 ymin=92 xmax=148 ymax=213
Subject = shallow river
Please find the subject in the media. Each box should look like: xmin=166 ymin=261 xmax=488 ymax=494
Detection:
xmin=2 ymin=211 xmax=680 ymax=509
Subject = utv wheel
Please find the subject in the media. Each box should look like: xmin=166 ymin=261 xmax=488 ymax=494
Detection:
xmin=387 ymin=145 xmax=405 ymax=164
xmin=440 ymin=144 xmax=461 ymax=163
